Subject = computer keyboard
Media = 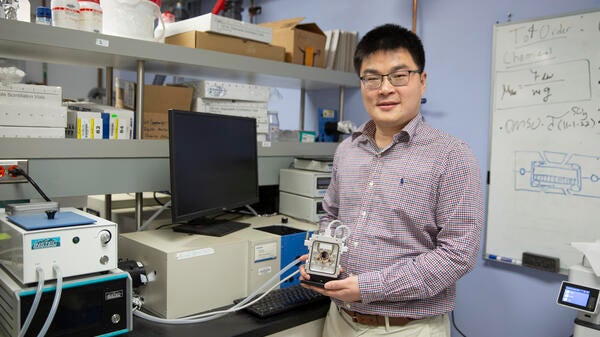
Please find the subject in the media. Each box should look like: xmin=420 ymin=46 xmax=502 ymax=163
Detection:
xmin=234 ymin=284 xmax=330 ymax=318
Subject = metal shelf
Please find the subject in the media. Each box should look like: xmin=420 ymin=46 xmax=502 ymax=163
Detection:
xmin=0 ymin=139 xmax=337 ymax=200
xmin=0 ymin=138 xmax=338 ymax=158
xmin=0 ymin=20 xmax=358 ymax=90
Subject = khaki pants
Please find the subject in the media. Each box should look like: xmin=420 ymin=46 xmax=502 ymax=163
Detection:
xmin=322 ymin=302 xmax=451 ymax=337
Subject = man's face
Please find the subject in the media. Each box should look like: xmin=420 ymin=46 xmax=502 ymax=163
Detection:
xmin=359 ymin=48 xmax=427 ymax=132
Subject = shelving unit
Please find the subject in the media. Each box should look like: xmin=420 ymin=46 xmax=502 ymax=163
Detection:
xmin=0 ymin=20 xmax=354 ymax=202
xmin=0 ymin=20 xmax=357 ymax=89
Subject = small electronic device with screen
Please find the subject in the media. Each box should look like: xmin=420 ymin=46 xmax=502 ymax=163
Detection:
xmin=168 ymin=110 xmax=259 ymax=237
xmin=557 ymin=281 xmax=600 ymax=314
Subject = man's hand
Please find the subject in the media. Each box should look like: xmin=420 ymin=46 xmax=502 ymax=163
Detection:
xmin=299 ymin=254 xmax=361 ymax=303
xmin=319 ymin=276 xmax=361 ymax=302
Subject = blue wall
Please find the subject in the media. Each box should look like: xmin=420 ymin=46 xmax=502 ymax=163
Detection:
xmin=251 ymin=1 xmax=599 ymax=336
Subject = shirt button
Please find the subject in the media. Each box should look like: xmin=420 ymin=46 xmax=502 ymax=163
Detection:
xmin=368 ymin=181 xmax=373 ymax=187
xmin=353 ymin=241 xmax=358 ymax=248
xmin=361 ymin=211 xmax=366 ymax=217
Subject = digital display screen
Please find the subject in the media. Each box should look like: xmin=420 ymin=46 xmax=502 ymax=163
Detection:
xmin=562 ymin=285 xmax=590 ymax=307
xmin=557 ymin=281 xmax=600 ymax=313
xmin=316 ymin=201 xmax=324 ymax=214
xmin=316 ymin=177 xmax=331 ymax=190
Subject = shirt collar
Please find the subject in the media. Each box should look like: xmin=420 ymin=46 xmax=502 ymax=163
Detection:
xmin=352 ymin=113 xmax=423 ymax=144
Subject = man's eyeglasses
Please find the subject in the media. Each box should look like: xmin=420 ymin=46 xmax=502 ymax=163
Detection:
xmin=359 ymin=70 xmax=421 ymax=89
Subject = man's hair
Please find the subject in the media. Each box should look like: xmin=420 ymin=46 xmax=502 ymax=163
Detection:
xmin=353 ymin=24 xmax=425 ymax=75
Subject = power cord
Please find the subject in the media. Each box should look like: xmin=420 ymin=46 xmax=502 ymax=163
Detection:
xmin=451 ymin=310 xmax=467 ymax=337
xmin=153 ymin=191 xmax=170 ymax=206
xmin=8 ymin=167 xmax=52 ymax=202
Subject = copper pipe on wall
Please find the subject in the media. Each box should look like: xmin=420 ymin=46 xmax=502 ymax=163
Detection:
xmin=412 ymin=0 xmax=417 ymax=33
xmin=97 ymin=68 xmax=102 ymax=90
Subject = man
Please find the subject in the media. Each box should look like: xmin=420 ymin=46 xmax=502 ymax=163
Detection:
xmin=299 ymin=23 xmax=484 ymax=337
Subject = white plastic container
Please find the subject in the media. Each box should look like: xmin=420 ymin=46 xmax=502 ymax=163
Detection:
xmin=51 ymin=0 xmax=80 ymax=29
xmin=79 ymin=0 xmax=102 ymax=32
xmin=100 ymin=0 xmax=164 ymax=41
xmin=16 ymin=0 xmax=31 ymax=22
xmin=267 ymin=111 xmax=280 ymax=141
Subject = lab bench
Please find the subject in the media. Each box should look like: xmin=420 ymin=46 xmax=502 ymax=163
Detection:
xmin=128 ymin=300 xmax=329 ymax=337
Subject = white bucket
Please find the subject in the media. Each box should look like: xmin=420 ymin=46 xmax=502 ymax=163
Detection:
xmin=100 ymin=0 xmax=164 ymax=42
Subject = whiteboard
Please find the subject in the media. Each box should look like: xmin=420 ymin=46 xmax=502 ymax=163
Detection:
xmin=485 ymin=9 xmax=600 ymax=274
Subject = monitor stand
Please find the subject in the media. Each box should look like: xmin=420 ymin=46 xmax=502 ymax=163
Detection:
xmin=173 ymin=217 xmax=249 ymax=237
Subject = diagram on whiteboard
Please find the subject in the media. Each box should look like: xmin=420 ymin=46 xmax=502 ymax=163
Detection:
xmin=515 ymin=151 xmax=600 ymax=198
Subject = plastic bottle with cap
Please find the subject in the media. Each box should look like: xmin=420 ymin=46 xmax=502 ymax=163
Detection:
xmin=148 ymin=0 xmax=160 ymax=9
xmin=155 ymin=10 xmax=174 ymax=39
xmin=78 ymin=0 xmax=102 ymax=32
xmin=51 ymin=0 xmax=80 ymax=29
xmin=35 ymin=6 xmax=51 ymax=24
xmin=267 ymin=111 xmax=280 ymax=142
xmin=161 ymin=10 xmax=174 ymax=24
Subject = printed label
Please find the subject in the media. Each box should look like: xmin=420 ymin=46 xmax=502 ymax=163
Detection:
xmin=254 ymin=242 xmax=277 ymax=262
xmin=96 ymin=38 xmax=109 ymax=47
xmin=105 ymin=290 xmax=124 ymax=300
xmin=31 ymin=237 xmax=61 ymax=250
xmin=176 ymin=248 xmax=215 ymax=260
xmin=258 ymin=266 xmax=272 ymax=276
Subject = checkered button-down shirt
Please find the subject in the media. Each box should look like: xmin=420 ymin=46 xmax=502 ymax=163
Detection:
xmin=321 ymin=114 xmax=484 ymax=319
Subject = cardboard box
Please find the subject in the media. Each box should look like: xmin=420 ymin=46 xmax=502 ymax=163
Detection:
xmin=162 ymin=13 xmax=273 ymax=44
xmin=0 ymin=83 xmax=62 ymax=106
xmin=165 ymin=31 xmax=285 ymax=62
xmin=142 ymin=85 xmax=193 ymax=139
xmin=260 ymin=17 xmax=326 ymax=67
xmin=0 ymin=126 xmax=65 ymax=138
xmin=67 ymin=102 xmax=134 ymax=140
xmin=115 ymin=82 xmax=193 ymax=139
xmin=0 ymin=103 xmax=67 ymax=127
xmin=184 ymin=80 xmax=271 ymax=102
xmin=66 ymin=110 xmax=103 ymax=139
xmin=193 ymin=98 xmax=268 ymax=134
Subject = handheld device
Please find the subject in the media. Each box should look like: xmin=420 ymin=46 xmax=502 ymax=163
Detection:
xmin=302 ymin=220 xmax=349 ymax=288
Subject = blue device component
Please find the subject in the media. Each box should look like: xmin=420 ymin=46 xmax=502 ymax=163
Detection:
xmin=254 ymin=225 xmax=313 ymax=288
xmin=280 ymin=229 xmax=312 ymax=288
xmin=317 ymin=108 xmax=338 ymax=142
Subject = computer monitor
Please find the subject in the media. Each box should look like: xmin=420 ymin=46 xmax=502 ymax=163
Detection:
xmin=168 ymin=109 xmax=259 ymax=236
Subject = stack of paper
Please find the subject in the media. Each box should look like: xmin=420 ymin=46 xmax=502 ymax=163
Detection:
xmin=323 ymin=30 xmax=358 ymax=72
